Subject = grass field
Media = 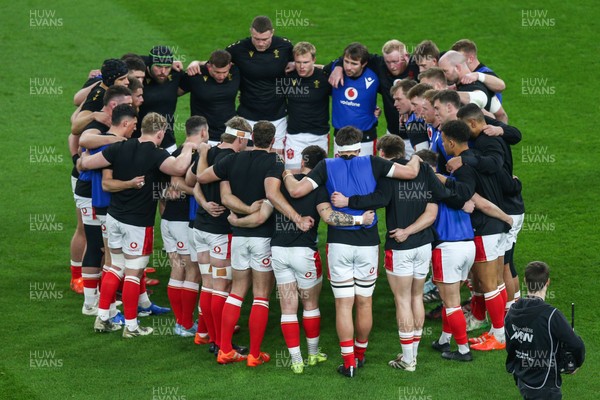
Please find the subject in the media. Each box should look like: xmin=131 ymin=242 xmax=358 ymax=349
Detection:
xmin=1 ymin=1 xmax=599 ymax=399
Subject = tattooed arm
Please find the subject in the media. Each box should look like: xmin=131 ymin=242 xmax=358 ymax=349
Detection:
xmin=317 ymin=202 xmax=375 ymax=226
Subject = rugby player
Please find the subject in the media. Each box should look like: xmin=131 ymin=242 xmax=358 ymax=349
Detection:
xmin=283 ymin=42 xmax=331 ymax=170
xmin=82 ymin=113 xmax=196 ymax=337
xmin=283 ymin=126 xmax=420 ymax=378
xmin=328 ymin=40 xmax=420 ymax=156
xmin=188 ymin=16 xmax=294 ymax=154
xmin=438 ymin=50 xmax=508 ymax=123
xmin=161 ymin=116 xmax=209 ymax=337
xmin=442 ymin=119 xmax=510 ymax=351
xmin=189 ymin=116 xmax=252 ymax=351
xmin=137 ymin=46 xmax=187 ymax=153
xmin=180 ymin=50 xmax=240 ymax=146
xmin=197 ymin=121 xmax=282 ymax=366
xmin=330 ymin=43 xmax=380 ymax=157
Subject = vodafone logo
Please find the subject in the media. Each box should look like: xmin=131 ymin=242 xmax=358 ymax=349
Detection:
xmin=130 ymin=242 xmax=139 ymax=249
xmin=81 ymin=208 xmax=88 ymax=215
xmin=177 ymin=241 xmax=184 ymax=249
xmin=305 ymin=272 xmax=313 ymax=278
xmin=214 ymin=246 xmax=222 ymax=254
xmin=344 ymin=87 xmax=358 ymax=101
xmin=286 ymin=148 xmax=294 ymax=160
xmin=369 ymin=267 xmax=375 ymax=274
xmin=262 ymin=258 xmax=270 ymax=266
xmin=101 ymin=224 xmax=106 ymax=232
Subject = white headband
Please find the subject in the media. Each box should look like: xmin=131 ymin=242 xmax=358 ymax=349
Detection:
xmin=337 ymin=143 xmax=362 ymax=152
xmin=223 ymin=126 xmax=252 ymax=140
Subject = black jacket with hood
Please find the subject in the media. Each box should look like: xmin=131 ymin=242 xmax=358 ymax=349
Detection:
xmin=505 ymin=296 xmax=585 ymax=392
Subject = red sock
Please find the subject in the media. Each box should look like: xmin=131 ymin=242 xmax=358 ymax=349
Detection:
xmin=249 ymin=297 xmax=269 ymax=358
xmin=446 ymin=307 xmax=468 ymax=345
xmin=471 ymin=293 xmax=486 ymax=321
xmin=441 ymin=308 xmax=451 ymax=335
xmin=180 ymin=281 xmax=199 ymax=330
xmin=340 ymin=339 xmax=355 ymax=368
xmin=211 ymin=290 xmax=228 ymax=347
xmin=498 ymin=284 xmax=508 ymax=315
xmin=484 ymin=290 xmax=505 ymax=330
xmin=82 ymin=275 xmax=99 ymax=291
xmin=99 ymin=266 xmax=110 ymax=291
xmin=302 ymin=309 xmax=321 ymax=339
xmin=220 ymin=294 xmax=243 ymax=353
xmin=139 ymin=272 xmax=147 ymax=294
xmin=167 ymin=279 xmax=183 ymax=325
xmin=197 ymin=311 xmax=208 ymax=335
xmin=354 ymin=338 xmax=368 ymax=362
xmin=70 ymin=263 xmax=82 ymax=280
xmin=199 ymin=288 xmax=215 ymax=341
xmin=98 ymin=270 xmax=121 ymax=311
xmin=122 ymin=276 xmax=141 ymax=321
xmin=281 ymin=314 xmax=300 ymax=349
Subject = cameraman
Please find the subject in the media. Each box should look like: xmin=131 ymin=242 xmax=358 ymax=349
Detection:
xmin=505 ymin=261 xmax=585 ymax=399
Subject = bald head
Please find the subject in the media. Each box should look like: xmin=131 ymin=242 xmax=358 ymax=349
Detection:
xmin=438 ymin=50 xmax=469 ymax=84
xmin=439 ymin=50 xmax=467 ymax=68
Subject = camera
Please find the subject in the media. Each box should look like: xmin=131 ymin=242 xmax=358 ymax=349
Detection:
xmin=558 ymin=346 xmax=576 ymax=374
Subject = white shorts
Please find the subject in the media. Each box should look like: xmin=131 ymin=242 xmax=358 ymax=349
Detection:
xmin=160 ymin=219 xmax=191 ymax=255
xmin=333 ymin=140 xmax=376 ymax=157
xmin=384 ymin=243 xmax=432 ymax=278
xmin=432 ymin=241 xmax=476 ymax=283
xmin=284 ymin=133 xmax=329 ymax=169
xmin=98 ymin=214 xmax=108 ymax=239
xmin=75 ymin=196 xmax=101 ymax=226
xmin=192 ymin=228 xmax=232 ymax=260
xmin=326 ymin=243 xmax=379 ymax=283
xmin=474 ymin=233 xmax=503 ymax=263
xmin=106 ymin=213 xmax=154 ymax=256
xmin=231 ymin=236 xmax=272 ymax=272
xmin=247 ymin=117 xmax=287 ymax=150
xmin=272 ymin=246 xmax=323 ymax=289
xmin=71 ymin=176 xmax=77 ymax=194
xmin=188 ymin=227 xmax=197 ymax=262
xmin=504 ymin=213 xmax=525 ymax=251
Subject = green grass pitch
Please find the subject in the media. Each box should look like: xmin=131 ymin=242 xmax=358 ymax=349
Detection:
xmin=1 ymin=1 xmax=598 ymax=399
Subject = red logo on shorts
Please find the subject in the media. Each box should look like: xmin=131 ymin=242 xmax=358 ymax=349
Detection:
xmin=286 ymin=148 xmax=294 ymax=160
xmin=81 ymin=208 xmax=88 ymax=215
xmin=177 ymin=241 xmax=184 ymax=249
xmin=130 ymin=242 xmax=138 ymax=249
xmin=101 ymin=224 xmax=106 ymax=231
xmin=369 ymin=267 xmax=375 ymax=274
xmin=262 ymin=258 xmax=270 ymax=266
xmin=214 ymin=246 xmax=222 ymax=254
xmin=305 ymin=272 xmax=313 ymax=278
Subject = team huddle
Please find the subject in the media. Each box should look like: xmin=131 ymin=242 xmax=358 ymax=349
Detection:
xmin=67 ymin=15 xmax=525 ymax=377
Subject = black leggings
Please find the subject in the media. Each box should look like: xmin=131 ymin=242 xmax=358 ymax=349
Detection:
xmin=83 ymin=223 xmax=104 ymax=267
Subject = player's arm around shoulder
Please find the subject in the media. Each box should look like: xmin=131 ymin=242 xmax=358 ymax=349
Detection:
xmin=317 ymin=202 xmax=375 ymax=227
xmin=159 ymin=142 xmax=197 ymax=176
xmin=283 ymin=170 xmax=317 ymax=198
xmin=390 ymin=154 xmax=421 ymax=180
